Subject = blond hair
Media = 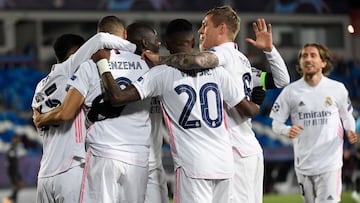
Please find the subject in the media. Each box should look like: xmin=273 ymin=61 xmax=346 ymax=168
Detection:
xmin=205 ymin=5 xmax=240 ymax=40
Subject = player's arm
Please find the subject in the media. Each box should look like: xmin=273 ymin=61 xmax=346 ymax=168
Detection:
xmin=338 ymin=89 xmax=357 ymax=144
xmin=101 ymin=72 xmax=141 ymax=106
xmin=33 ymin=88 xmax=84 ymax=128
xmin=142 ymin=50 xmax=219 ymax=70
xmin=233 ymin=98 xmax=260 ymax=118
xmin=262 ymin=47 xmax=289 ymax=89
xmin=68 ymin=32 xmax=136 ymax=71
xmin=91 ymin=49 xmax=141 ymax=106
xmin=246 ymin=18 xmax=290 ymax=89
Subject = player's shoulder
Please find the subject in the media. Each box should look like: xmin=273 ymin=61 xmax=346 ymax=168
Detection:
xmin=325 ymin=76 xmax=345 ymax=86
xmin=147 ymin=64 xmax=173 ymax=75
xmin=111 ymin=49 xmax=139 ymax=59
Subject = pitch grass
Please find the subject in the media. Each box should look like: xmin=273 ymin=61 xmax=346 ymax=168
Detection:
xmin=169 ymin=191 xmax=354 ymax=203
xmin=263 ymin=191 xmax=353 ymax=203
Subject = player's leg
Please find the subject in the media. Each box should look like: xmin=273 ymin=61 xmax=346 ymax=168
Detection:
xmin=36 ymin=177 xmax=56 ymax=203
xmin=145 ymin=166 xmax=169 ymax=203
xmin=296 ymin=172 xmax=315 ymax=203
xmin=314 ymin=168 xmax=342 ymax=203
xmin=80 ymin=154 xmax=116 ymax=203
xmin=81 ymin=153 xmax=148 ymax=203
xmin=119 ymin=162 xmax=148 ymax=202
xmin=173 ymin=167 xmax=212 ymax=203
xmin=213 ymin=178 xmax=232 ymax=203
xmin=233 ymin=151 xmax=264 ymax=203
xmin=53 ymin=165 xmax=84 ymax=203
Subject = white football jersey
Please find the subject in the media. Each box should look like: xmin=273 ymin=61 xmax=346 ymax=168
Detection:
xmin=210 ymin=42 xmax=262 ymax=157
xmin=270 ymin=77 xmax=355 ymax=175
xmin=133 ymin=65 xmax=245 ymax=179
xmin=30 ymin=32 xmax=134 ymax=178
xmin=32 ymin=63 xmax=86 ymax=178
xmin=68 ymin=49 xmax=151 ymax=167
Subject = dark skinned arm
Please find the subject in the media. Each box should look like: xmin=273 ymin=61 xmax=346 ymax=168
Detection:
xmin=234 ymin=97 xmax=260 ymax=118
xmin=91 ymin=49 xmax=141 ymax=107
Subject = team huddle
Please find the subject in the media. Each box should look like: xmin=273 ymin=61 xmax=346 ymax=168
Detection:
xmin=31 ymin=5 xmax=357 ymax=203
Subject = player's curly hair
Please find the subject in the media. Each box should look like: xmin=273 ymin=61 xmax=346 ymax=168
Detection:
xmin=296 ymin=43 xmax=333 ymax=76
xmin=205 ymin=5 xmax=240 ymax=41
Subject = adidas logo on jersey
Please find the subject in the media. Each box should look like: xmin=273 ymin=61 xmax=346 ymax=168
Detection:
xmin=298 ymin=101 xmax=305 ymax=106
xmin=327 ymin=195 xmax=334 ymax=200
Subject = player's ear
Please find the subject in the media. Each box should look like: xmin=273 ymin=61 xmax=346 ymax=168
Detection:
xmin=164 ymin=40 xmax=169 ymax=50
xmin=141 ymin=39 xmax=148 ymax=50
xmin=123 ymin=30 xmax=127 ymax=40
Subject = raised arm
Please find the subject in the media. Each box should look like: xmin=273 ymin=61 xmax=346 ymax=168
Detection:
xmin=68 ymin=32 xmax=136 ymax=71
xmin=246 ymin=18 xmax=290 ymax=89
xmin=142 ymin=50 xmax=219 ymax=70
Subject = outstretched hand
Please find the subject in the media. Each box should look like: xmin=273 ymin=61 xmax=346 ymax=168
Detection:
xmin=91 ymin=49 xmax=111 ymax=63
xmin=245 ymin=18 xmax=273 ymax=52
xmin=141 ymin=50 xmax=160 ymax=67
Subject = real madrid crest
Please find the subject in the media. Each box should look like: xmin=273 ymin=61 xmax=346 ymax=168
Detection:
xmin=325 ymin=96 xmax=332 ymax=107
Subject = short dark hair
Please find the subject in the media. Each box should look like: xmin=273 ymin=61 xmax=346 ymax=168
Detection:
xmin=165 ymin=19 xmax=193 ymax=38
xmin=53 ymin=34 xmax=85 ymax=63
xmin=126 ymin=22 xmax=156 ymax=42
xmin=126 ymin=22 xmax=158 ymax=54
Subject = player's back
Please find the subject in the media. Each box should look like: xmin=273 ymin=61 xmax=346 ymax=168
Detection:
xmin=134 ymin=65 xmax=244 ymax=179
xmin=210 ymin=42 xmax=262 ymax=156
xmin=86 ymin=49 xmax=151 ymax=167
xmin=32 ymin=62 xmax=86 ymax=178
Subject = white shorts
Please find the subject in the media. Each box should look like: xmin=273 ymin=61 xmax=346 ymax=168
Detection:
xmin=80 ymin=153 xmax=148 ymax=203
xmin=296 ymin=168 xmax=342 ymax=203
xmin=173 ymin=167 xmax=232 ymax=203
xmin=145 ymin=166 xmax=169 ymax=203
xmin=233 ymin=151 xmax=264 ymax=203
xmin=36 ymin=165 xmax=84 ymax=203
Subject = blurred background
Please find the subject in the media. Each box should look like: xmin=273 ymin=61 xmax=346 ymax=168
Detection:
xmin=0 ymin=0 xmax=360 ymax=202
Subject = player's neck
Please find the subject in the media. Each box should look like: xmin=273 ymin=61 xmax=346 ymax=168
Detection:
xmin=303 ymin=73 xmax=323 ymax=87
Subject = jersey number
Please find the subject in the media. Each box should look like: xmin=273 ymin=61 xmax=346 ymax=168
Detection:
xmin=243 ymin=72 xmax=252 ymax=101
xmin=175 ymin=82 xmax=222 ymax=129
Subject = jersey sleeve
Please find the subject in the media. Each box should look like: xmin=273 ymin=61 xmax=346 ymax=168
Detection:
xmin=251 ymin=67 xmax=264 ymax=88
xmin=269 ymin=87 xmax=290 ymax=123
xmin=67 ymin=61 xmax=96 ymax=98
xmin=65 ymin=32 xmax=136 ymax=74
xmin=337 ymin=84 xmax=355 ymax=131
xmin=269 ymin=87 xmax=292 ymax=136
xmin=132 ymin=66 xmax=166 ymax=100
xmin=263 ymin=46 xmax=290 ymax=88
xmin=208 ymin=48 xmax=226 ymax=67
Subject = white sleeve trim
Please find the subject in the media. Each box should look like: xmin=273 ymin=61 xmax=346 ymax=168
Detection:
xmin=263 ymin=46 xmax=290 ymax=88
xmin=272 ymin=119 xmax=291 ymax=137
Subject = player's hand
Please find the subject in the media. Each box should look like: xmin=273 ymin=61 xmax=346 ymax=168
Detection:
xmin=32 ymin=108 xmax=42 ymax=128
xmin=141 ymin=50 xmax=160 ymax=67
xmin=251 ymin=86 xmax=266 ymax=106
xmin=288 ymin=125 xmax=303 ymax=139
xmin=346 ymin=130 xmax=358 ymax=144
xmin=91 ymin=49 xmax=111 ymax=62
xmin=245 ymin=18 xmax=273 ymax=52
